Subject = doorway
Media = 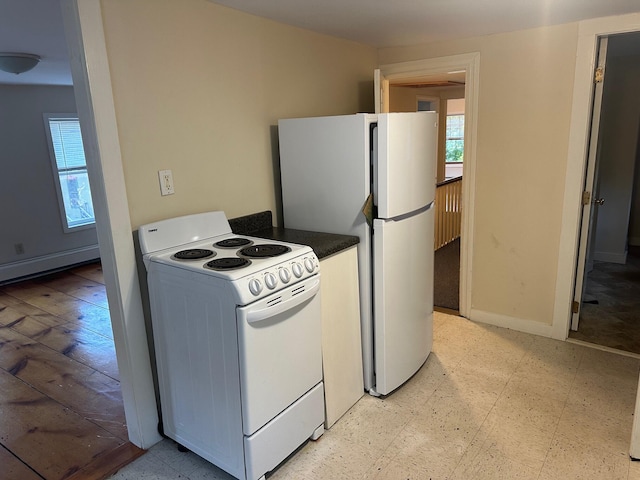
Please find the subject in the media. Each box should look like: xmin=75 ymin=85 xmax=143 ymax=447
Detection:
xmin=389 ymin=82 xmax=465 ymax=312
xmin=569 ymin=31 xmax=640 ymax=355
xmin=378 ymin=53 xmax=479 ymax=317
xmin=61 ymin=0 xmax=160 ymax=448
xmin=0 ymin=1 xmax=143 ymax=475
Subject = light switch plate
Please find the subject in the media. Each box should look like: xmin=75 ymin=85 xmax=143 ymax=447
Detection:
xmin=159 ymin=170 xmax=175 ymax=196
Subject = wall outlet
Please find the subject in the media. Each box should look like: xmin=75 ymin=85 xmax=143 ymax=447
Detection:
xmin=158 ymin=170 xmax=175 ymax=196
xmin=14 ymin=243 xmax=24 ymax=255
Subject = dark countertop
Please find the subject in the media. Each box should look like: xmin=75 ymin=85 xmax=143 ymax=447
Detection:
xmin=230 ymin=211 xmax=359 ymax=260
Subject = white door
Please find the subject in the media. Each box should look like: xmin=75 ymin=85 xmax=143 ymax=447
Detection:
xmin=375 ymin=112 xmax=437 ymax=219
xmin=372 ymin=207 xmax=434 ymax=395
xmin=571 ymin=37 xmax=609 ymax=331
xmin=236 ymin=277 xmax=322 ymax=436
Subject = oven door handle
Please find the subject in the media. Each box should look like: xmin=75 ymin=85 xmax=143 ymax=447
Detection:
xmin=246 ymin=279 xmax=320 ymax=324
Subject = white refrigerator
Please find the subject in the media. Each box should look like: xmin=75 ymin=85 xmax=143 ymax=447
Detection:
xmin=278 ymin=112 xmax=437 ymax=396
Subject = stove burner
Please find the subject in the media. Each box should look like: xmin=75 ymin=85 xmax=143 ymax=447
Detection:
xmin=215 ymin=237 xmax=253 ymax=248
xmin=173 ymin=249 xmax=215 ymax=260
xmin=239 ymin=244 xmax=292 ymax=258
xmin=205 ymin=257 xmax=251 ymax=270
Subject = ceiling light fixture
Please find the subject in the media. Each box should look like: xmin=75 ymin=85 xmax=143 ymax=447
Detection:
xmin=0 ymin=53 xmax=41 ymax=74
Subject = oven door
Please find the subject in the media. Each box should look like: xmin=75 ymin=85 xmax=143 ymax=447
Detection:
xmin=236 ymin=275 xmax=322 ymax=436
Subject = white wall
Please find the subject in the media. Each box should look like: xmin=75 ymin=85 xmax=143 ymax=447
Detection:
xmin=594 ymin=53 xmax=640 ymax=261
xmin=0 ymin=85 xmax=99 ymax=282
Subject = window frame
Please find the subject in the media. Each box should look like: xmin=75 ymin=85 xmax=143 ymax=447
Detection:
xmin=43 ymin=113 xmax=96 ymax=233
xmin=445 ymin=113 xmax=465 ymax=164
xmin=416 ymin=95 xmax=440 ymax=114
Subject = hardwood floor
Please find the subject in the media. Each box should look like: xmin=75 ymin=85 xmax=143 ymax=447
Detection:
xmin=0 ymin=262 xmax=144 ymax=480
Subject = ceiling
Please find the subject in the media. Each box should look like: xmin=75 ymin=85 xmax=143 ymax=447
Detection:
xmin=0 ymin=0 xmax=71 ymax=86
xmin=1 ymin=0 xmax=640 ymax=86
xmin=209 ymin=0 xmax=640 ymax=47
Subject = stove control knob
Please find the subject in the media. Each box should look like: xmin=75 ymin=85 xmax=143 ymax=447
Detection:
xmin=279 ymin=268 xmax=291 ymax=283
xmin=265 ymin=272 xmax=278 ymax=290
xmin=292 ymin=262 xmax=304 ymax=278
xmin=304 ymin=258 xmax=315 ymax=273
xmin=248 ymin=278 xmax=263 ymax=296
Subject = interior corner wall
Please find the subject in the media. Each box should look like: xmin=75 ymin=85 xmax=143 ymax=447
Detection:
xmin=0 ymin=85 xmax=99 ymax=282
xmin=593 ymin=55 xmax=640 ymax=262
xmin=379 ymin=22 xmax=579 ymax=328
xmin=99 ymin=0 xmax=377 ymax=230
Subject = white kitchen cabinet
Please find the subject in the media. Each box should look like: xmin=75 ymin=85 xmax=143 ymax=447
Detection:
xmin=320 ymin=245 xmax=364 ymax=427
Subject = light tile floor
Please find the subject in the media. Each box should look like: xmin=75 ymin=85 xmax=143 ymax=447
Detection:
xmin=108 ymin=312 xmax=640 ymax=480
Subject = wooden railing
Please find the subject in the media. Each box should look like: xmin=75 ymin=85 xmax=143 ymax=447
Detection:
xmin=434 ymin=176 xmax=462 ymax=250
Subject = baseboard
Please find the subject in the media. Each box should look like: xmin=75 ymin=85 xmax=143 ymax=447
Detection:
xmin=593 ymin=250 xmax=628 ymax=264
xmin=469 ymin=309 xmax=554 ymax=338
xmin=0 ymin=245 xmax=100 ymax=284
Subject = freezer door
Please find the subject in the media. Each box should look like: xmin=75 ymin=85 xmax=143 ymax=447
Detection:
xmin=279 ymin=113 xmax=373 ymax=235
xmin=375 ymin=112 xmax=437 ymax=219
xmin=372 ymin=206 xmax=434 ymax=395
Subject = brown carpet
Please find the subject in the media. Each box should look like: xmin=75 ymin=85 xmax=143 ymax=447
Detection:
xmin=434 ymin=238 xmax=460 ymax=311
xmin=569 ymin=245 xmax=640 ymax=354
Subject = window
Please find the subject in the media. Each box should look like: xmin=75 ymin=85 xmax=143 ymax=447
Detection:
xmin=417 ymin=99 xmax=436 ymax=111
xmin=44 ymin=114 xmax=95 ymax=231
xmin=445 ymin=114 xmax=464 ymax=163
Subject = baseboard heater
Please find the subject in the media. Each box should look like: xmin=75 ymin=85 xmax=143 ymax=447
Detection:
xmin=0 ymin=245 xmax=100 ymax=284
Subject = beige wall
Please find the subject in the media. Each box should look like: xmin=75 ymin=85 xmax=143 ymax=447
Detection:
xmin=97 ymin=0 xmax=588 ymax=328
xmin=380 ymin=24 xmax=579 ymax=326
xmin=447 ymin=98 xmax=465 ymax=115
xmin=389 ymin=85 xmax=429 ymax=112
xmin=100 ymin=0 xmax=377 ymax=229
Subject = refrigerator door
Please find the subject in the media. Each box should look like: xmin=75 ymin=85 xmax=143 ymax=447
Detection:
xmin=374 ymin=112 xmax=437 ymax=219
xmin=372 ymin=206 xmax=434 ymax=395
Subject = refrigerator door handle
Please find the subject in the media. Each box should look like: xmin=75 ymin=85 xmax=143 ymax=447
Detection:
xmin=378 ymin=202 xmax=434 ymax=223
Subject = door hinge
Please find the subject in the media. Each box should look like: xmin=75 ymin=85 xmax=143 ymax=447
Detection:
xmin=572 ymin=301 xmax=580 ymax=314
xmin=594 ymin=66 xmax=604 ymax=83
xmin=582 ymin=191 xmax=591 ymax=206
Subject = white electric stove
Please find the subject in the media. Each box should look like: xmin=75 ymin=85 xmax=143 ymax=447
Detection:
xmin=139 ymin=211 xmax=324 ymax=480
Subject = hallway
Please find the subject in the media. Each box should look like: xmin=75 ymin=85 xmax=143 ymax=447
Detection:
xmin=570 ymin=246 xmax=640 ymax=355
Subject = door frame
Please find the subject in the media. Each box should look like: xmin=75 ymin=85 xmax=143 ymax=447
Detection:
xmin=570 ymin=36 xmax=608 ymax=332
xmin=61 ymin=0 xmax=161 ymax=448
xmin=378 ymin=53 xmax=480 ymax=318
xmin=552 ymin=12 xmax=640 ymax=340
